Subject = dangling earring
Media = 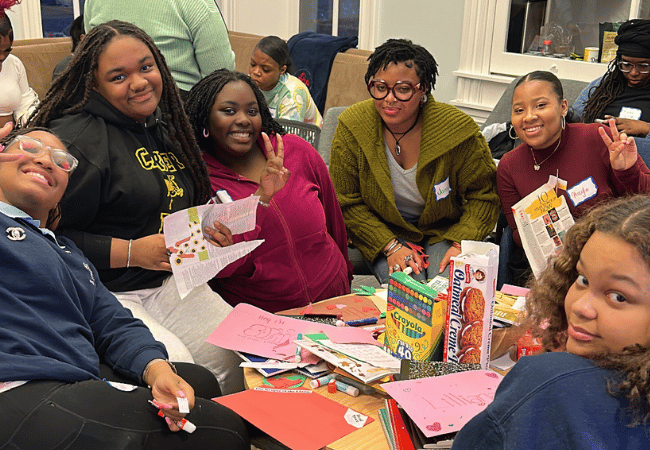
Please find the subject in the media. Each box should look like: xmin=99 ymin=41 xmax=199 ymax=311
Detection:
xmin=508 ymin=125 xmax=518 ymax=140
xmin=561 ymin=115 xmax=566 ymax=129
xmin=203 ymin=128 xmax=209 ymax=138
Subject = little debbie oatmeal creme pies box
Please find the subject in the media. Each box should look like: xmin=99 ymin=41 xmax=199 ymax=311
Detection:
xmin=444 ymin=241 xmax=498 ymax=369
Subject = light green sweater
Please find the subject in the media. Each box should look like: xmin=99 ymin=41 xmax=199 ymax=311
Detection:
xmin=84 ymin=0 xmax=236 ymax=92
xmin=329 ymin=96 xmax=500 ymax=262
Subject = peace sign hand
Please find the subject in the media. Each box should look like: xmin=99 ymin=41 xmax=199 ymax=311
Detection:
xmin=599 ymin=118 xmax=638 ymax=171
xmin=257 ymin=132 xmax=290 ymax=204
xmin=0 ymin=122 xmax=21 ymax=162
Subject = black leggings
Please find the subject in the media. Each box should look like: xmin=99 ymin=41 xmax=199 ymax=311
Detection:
xmin=0 ymin=363 xmax=249 ymax=450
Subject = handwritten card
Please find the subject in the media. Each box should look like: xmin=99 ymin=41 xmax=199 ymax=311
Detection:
xmin=381 ymin=370 xmax=503 ymax=437
xmin=206 ymin=303 xmax=379 ymax=362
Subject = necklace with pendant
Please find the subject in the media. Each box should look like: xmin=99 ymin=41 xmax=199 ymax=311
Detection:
xmin=530 ymin=134 xmax=562 ymax=171
xmin=384 ymin=107 xmax=421 ymax=156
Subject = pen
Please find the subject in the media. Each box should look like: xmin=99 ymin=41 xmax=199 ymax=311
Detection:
xmin=295 ymin=333 xmax=302 ymax=363
xmin=336 ymin=317 xmax=379 ymax=327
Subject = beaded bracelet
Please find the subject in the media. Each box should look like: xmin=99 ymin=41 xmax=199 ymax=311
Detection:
xmin=259 ymin=199 xmax=270 ymax=208
xmin=452 ymin=242 xmax=461 ymax=250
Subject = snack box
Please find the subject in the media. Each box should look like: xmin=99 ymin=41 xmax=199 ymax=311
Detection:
xmin=385 ymin=272 xmax=448 ymax=361
xmin=444 ymin=241 xmax=498 ymax=370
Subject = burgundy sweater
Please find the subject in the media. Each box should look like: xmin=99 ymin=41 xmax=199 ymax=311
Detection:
xmin=497 ymin=123 xmax=650 ymax=246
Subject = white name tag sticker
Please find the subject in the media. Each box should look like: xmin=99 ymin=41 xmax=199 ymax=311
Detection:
xmin=434 ymin=177 xmax=451 ymax=201
xmin=619 ymin=107 xmax=642 ymax=120
xmin=567 ymin=177 xmax=598 ymax=207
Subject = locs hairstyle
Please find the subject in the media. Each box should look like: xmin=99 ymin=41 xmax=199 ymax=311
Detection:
xmin=28 ymin=20 xmax=211 ymax=203
xmin=184 ymin=68 xmax=284 ymax=158
xmin=364 ymin=38 xmax=439 ymax=95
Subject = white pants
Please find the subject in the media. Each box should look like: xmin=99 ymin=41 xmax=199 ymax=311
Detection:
xmin=112 ymin=276 xmax=244 ymax=394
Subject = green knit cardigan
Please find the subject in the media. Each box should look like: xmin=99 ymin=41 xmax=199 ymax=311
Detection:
xmin=329 ymin=96 xmax=500 ymax=263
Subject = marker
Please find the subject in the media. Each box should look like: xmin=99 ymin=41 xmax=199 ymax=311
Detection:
xmin=334 ymin=380 xmax=359 ymax=397
xmin=309 ymin=373 xmax=336 ymax=389
xmin=336 ymin=317 xmax=379 ymax=327
xmin=295 ymin=333 xmax=302 ymax=363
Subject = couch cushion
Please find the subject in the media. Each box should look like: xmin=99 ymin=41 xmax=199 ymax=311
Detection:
xmin=12 ymin=38 xmax=72 ymax=99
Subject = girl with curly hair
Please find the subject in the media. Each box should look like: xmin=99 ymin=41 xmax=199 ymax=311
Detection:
xmin=185 ymin=68 xmax=352 ymax=312
xmin=453 ymin=195 xmax=650 ymax=448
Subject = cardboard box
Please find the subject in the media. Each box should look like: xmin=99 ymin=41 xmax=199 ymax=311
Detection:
xmin=385 ymin=272 xmax=447 ymax=361
xmin=444 ymin=241 xmax=498 ymax=370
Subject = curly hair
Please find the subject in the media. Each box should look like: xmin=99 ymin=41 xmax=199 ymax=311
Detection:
xmin=364 ymin=38 xmax=438 ymax=94
xmin=526 ymin=194 xmax=650 ymax=425
xmin=1 ymin=126 xmax=66 ymax=229
xmin=28 ymin=20 xmax=211 ymax=203
xmin=184 ymin=68 xmax=284 ymax=159
xmin=581 ymin=59 xmax=627 ymax=124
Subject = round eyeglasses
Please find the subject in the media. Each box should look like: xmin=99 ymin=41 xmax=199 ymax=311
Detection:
xmin=8 ymin=135 xmax=78 ymax=172
xmin=367 ymin=80 xmax=423 ymax=101
xmin=617 ymin=61 xmax=650 ymax=74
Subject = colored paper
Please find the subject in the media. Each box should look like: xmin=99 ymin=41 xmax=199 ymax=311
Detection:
xmin=214 ymin=388 xmax=373 ymax=450
xmin=381 ymin=370 xmax=503 ymax=437
xmin=206 ymin=303 xmax=380 ymax=362
xmin=281 ymin=294 xmax=382 ymax=322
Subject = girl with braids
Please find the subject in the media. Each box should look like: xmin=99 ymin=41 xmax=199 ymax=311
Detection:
xmin=453 ymin=195 xmax=650 ymax=449
xmin=0 ymin=0 xmax=39 ymax=128
xmin=249 ymin=35 xmax=322 ymax=126
xmin=28 ymin=21 xmax=245 ymax=395
xmin=574 ymin=19 xmax=650 ymax=138
xmin=185 ymin=69 xmax=352 ymax=313
xmin=330 ymin=38 xmax=499 ymax=285
xmin=0 ymin=126 xmax=248 ymax=450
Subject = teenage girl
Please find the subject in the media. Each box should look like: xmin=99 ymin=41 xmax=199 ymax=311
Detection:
xmin=453 ymin=195 xmax=650 ymax=448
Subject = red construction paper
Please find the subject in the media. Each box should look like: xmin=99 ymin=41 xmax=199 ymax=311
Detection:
xmin=214 ymin=388 xmax=373 ymax=450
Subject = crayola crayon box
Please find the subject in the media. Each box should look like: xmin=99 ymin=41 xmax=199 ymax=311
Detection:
xmin=384 ymin=272 xmax=448 ymax=361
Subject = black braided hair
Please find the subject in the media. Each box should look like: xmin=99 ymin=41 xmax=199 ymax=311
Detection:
xmin=28 ymin=20 xmax=211 ymax=203
xmin=365 ymin=38 xmax=438 ymax=94
xmin=184 ymin=68 xmax=284 ymax=160
xmin=582 ymin=59 xmax=627 ymax=124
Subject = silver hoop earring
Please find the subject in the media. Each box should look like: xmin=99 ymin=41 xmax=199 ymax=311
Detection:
xmin=508 ymin=125 xmax=518 ymax=140
xmin=561 ymin=115 xmax=566 ymax=129
xmin=421 ymin=95 xmax=427 ymax=104
xmin=203 ymin=128 xmax=209 ymax=138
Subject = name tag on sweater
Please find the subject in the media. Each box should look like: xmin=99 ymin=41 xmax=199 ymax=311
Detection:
xmin=434 ymin=178 xmax=451 ymax=201
xmin=619 ymin=107 xmax=642 ymax=120
xmin=567 ymin=177 xmax=598 ymax=207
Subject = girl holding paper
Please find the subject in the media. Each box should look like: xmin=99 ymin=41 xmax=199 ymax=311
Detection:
xmin=185 ymin=69 xmax=352 ymax=313
xmin=28 ymin=21 xmax=243 ymax=394
xmin=453 ymin=195 xmax=650 ymax=448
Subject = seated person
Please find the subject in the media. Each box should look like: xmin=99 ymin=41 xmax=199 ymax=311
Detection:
xmin=51 ymin=15 xmax=85 ymax=81
xmin=184 ymin=69 xmax=352 ymax=313
xmin=453 ymin=195 xmax=650 ymax=449
xmin=29 ymin=21 xmax=243 ymax=395
xmin=329 ymin=38 xmax=499 ymax=285
xmin=498 ymin=70 xmax=650 ymax=245
xmin=573 ymin=19 xmax=650 ymax=138
xmin=249 ymin=35 xmax=322 ymax=127
xmin=0 ymin=126 xmax=248 ymax=450
xmin=0 ymin=4 xmax=39 ymax=128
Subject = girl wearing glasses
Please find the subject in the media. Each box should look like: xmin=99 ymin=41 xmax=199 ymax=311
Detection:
xmin=0 ymin=126 xmax=248 ymax=450
xmin=574 ymin=19 xmax=650 ymax=137
xmin=329 ymin=38 xmax=499 ymax=284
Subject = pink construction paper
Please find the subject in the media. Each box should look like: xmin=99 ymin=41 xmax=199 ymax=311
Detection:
xmin=381 ymin=370 xmax=503 ymax=437
xmin=206 ymin=303 xmax=379 ymax=361
xmin=500 ymin=284 xmax=530 ymax=297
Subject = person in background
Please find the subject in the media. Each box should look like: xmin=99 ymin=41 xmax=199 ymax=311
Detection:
xmin=329 ymin=38 xmax=499 ymax=285
xmin=452 ymin=195 xmax=650 ymax=449
xmin=51 ymin=14 xmax=85 ymax=81
xmin=0 ymin=125 xmax=248 ymax=450
xmin=84 ymin=0 xmax=235 ymax=98
xmin=28 ymin=21 xmax=244 ymax=395
xmin=185 ymin=69 xmax=352 ymax=313
xmin=573 ymin=19 xmax=650 ymax=137
xmin=0 ymin=0 xmax=39 ymax=128
xmin=249 ymin=35 xmax=322 ymax=127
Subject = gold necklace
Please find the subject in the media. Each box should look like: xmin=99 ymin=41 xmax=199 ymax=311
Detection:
xmin=530 ymin=134 xmax=562 ymax=171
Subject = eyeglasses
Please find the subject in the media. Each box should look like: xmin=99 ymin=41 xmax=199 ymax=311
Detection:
xmin=617 ymin=61 xmax=650 ymax=74
xmin=367 ymin=80 xmax=423 ymax=101
xmin=7 ymin=135 xmax=78 ymax=172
